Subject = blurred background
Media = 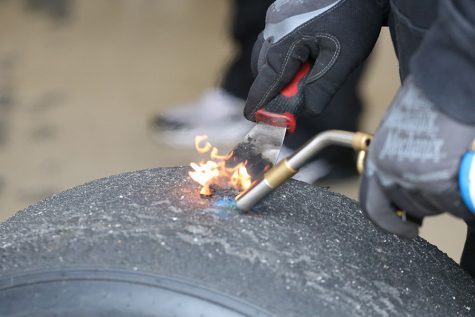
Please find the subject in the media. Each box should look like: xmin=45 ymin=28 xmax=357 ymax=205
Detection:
xmin=0 ymin=0 xmax=467 ymax=262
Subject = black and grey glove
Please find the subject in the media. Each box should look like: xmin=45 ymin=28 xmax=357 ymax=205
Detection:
xmin=360 ymin=76 xmax=475 ymax=239
xmin=244 ymin=0 xmax=387 ymax=121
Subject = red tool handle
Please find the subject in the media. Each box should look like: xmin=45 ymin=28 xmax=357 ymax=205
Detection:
xmin=281 ymin=62 xmax=312 ymax=97
xmin=256 ymin=62 xmax=312 ymax=134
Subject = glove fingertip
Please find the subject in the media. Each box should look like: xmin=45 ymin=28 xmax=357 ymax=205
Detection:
xmin=360 ymin=175 xmax=419 ymax=239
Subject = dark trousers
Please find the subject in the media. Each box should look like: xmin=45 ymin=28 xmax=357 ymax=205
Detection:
xmin=221 ymin=0 xmax=274 ymax=100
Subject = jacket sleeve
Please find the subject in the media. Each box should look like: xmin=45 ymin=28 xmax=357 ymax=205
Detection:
xmin=410 ymin=0 xmax=475 ymax=124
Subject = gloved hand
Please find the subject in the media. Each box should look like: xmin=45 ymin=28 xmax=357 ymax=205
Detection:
xmin=244 ymin=0 xmax=387 ymax=121
xmin=360 ymin=76 xmax=475 ymax=239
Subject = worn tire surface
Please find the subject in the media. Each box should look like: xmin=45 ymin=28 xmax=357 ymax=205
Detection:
xmin=0 ymin=167 xmax=475 ymax=316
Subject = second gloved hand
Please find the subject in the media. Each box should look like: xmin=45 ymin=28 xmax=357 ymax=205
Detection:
xmin=360 ymin=77 xmax=475 ymax=239
xmin=244 ymin=0 xmax=387 ymax=121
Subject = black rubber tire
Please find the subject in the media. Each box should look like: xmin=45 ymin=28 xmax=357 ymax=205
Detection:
xmin=1 ymin=167 xmax=475 ymax=316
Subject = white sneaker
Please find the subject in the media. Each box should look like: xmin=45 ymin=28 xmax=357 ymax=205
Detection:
xmin=151 ymin=88 xmax=246 ymax=131
xmin=151 ymin=88 xmax=254 ymax=148
xmin=277 ymin=146 xmax=331 ymax=184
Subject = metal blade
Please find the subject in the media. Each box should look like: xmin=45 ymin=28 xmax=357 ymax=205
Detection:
xmin=226 ymin=123 xmax=286 ymax=181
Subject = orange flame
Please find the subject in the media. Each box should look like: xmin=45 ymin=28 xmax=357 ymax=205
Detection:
xmin=195 ymin=135 xmax=212 ymax=154
xmin=189 ymin=135 xmax=252 ymax=196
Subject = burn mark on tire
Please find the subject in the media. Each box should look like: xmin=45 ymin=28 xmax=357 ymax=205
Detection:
xmin=226 ymin=140 xmax=272 ymax=181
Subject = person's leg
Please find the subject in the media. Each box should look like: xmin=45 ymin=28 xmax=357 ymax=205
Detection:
xmin=150 ymin=0 xmax=272 ymax=146
xmin=221 ymin=0 xmax=273 ymax=100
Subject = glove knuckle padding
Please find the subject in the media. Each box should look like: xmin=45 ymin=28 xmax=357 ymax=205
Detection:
xmin=368 ymin=77 xmax=475 ymax=220
xmin=245 ymin=0 xmax=385 ymax=119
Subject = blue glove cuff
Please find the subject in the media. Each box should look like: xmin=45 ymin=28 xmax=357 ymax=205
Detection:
xmin=459 ymin=152 xmax=475 ymax=215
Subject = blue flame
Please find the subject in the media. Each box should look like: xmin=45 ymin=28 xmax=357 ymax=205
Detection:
xmin=214 ymin=197 xmax=237 ymax=208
